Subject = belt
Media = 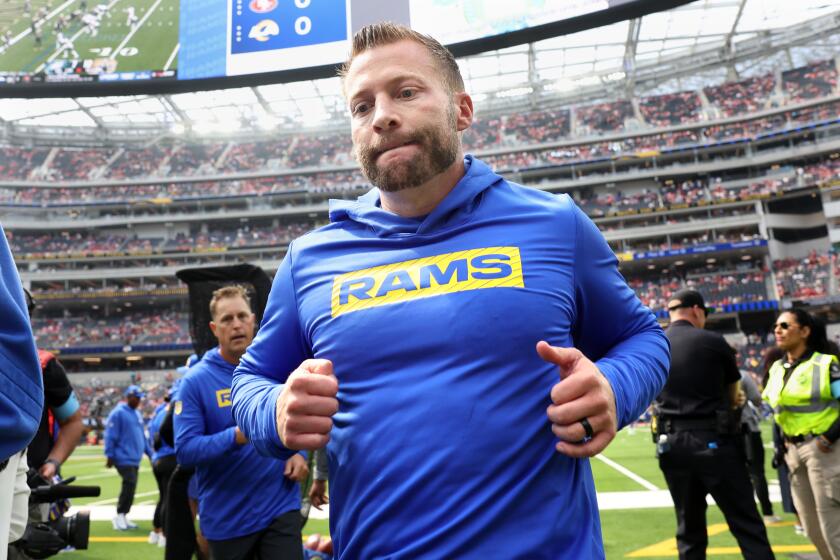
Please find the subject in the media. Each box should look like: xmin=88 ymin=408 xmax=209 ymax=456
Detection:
xmin=665 ymin=417 xmax=718 ymax=432
xmin=784 ymin=433 xmax=818 ymax=445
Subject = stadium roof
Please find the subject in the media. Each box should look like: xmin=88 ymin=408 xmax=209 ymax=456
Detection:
xmin=1 ymin=0 xmax=838 ymax=139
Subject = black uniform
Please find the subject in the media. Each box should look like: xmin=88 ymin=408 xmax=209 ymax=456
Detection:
xmin=27 ymin=356 xmax=74 ymax=469
xmin=656 ymin=319 xmax=774 ymax=560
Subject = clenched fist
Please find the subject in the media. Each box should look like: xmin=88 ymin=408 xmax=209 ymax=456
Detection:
xmin=537 ymin=341 xmax=618 ymax=458
xmin=276 ymin=359 xmax=339 ymax=450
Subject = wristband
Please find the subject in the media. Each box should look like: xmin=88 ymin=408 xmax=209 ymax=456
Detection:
xmin=44 ymin=458 xmax=61 ymax=470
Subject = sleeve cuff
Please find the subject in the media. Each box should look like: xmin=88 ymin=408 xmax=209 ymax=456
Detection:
xmin=260 ymin=385 xmax=296 ymax=460
xmin=53 ymin=392 xmax=80 ymax=422
xmin=596 ymin=360 xmax=627 ymax=429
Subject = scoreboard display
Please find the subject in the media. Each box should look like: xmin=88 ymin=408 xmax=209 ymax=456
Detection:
xmin=0 ymin=0 xmax=688 ymax=93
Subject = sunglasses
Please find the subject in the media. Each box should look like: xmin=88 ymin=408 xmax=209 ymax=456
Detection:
xmin=774 ymin=321 xmax=797 ymax=330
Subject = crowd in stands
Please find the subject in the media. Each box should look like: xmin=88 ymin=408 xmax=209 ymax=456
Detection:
xmin=773 ymin=250 xmax=832 ymax=299
xmin=33 ymin=310 xmax=190 ymax=349
xmin=7 ymin=220 xmax=321 ymax=258
xmin=9 ymin=156 xmax=839 ymax=259
xmin=503 ymin=107 xmax=570 ymax=144
xmin=638 ymin=91 xmax=702 ymax=127
xmin=576 ymin=100 xmax=634 ymax=133
xmin=618 ymin=229 xmax=762 ymax=255
xmin=782 ymin=59 xmax=839 ymax=102
xmin=166 ymin=143 xmax=227 ymax=176
xmin=704 ymin=74 xmax=777 ymax=117
xmin=0 ymin=59 xmax=835 ymax=185
xmin=0 ymin=146 xmax=48 ymax=181
xmin=628 ymin=265 xmax=769 ymax=313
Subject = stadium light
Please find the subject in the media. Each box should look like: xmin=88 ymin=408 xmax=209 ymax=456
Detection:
xmin=171 ymin=123 xmax=186 ymax=134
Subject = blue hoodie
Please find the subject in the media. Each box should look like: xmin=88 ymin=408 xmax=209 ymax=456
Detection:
xmin=174 ymin=347 xmax=302 ymax=541
xmin=104 ymin=401 xmax=149 ymax=467
xmin=232 ymin=156 xmax=670 ymax=559
xmin=149 ymin=402 xmax=175 ymax=463
xmin=0 ymin=224 xmax=42 ymax=463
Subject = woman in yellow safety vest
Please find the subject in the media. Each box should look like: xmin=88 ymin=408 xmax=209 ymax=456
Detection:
xmin=763 ymin=308 xmax=840 ymax=560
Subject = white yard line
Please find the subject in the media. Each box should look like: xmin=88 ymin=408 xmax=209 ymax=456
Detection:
xmin=163 ymin=42 xmax=179 ymax=70
xmin=7 ymin=0 xmax=77 ymax=47
xmin=85 ymin=489 xmax=159 ymax=506
xmin=112 ymin=0 xmax=163 ymax=57
xmin=35 ymin=0 xmax=123 ymax=72
xmin=71 ymin=467 xmax=152 ymax=481
xmin=594 ymin=454 xmax=660 ymax=491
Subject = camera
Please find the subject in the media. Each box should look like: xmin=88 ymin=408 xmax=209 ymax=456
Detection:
xmin=9 ymin=470 xmax=100 ymax=559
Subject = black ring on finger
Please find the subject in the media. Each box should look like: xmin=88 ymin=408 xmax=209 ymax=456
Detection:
xmin=580 ymin=417 xmax=594 ymax=441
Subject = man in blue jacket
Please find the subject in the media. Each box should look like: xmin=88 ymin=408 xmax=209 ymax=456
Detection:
xmin=232 ymin=23 xmax=670 ymax=559
xmin=105 ymin=384 xmax=150 ymax=531
xmin=175 ymin=285 xmax=308 ymax=560
xmin=0 ymin=223 xmax=43 ymax=552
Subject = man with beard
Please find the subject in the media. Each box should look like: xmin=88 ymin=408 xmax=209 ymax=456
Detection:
xmin=174 ymin=286 xmax=308 ymax=560
xmin=231 ymin=23 xmax=670 ymax=558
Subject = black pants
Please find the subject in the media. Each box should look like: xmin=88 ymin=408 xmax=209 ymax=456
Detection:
xmin=115 ymin=465 xmax=138 ymax=515
xmin=207 ymin=510 xmax=303 ymax=560
xmin=153 ymin=455 xmax=177 ymax=531
xmin=744 ymin=431 xmax=774 ymax=517
xmin=165 ymin=465 xmax=197 ymax=560
xmin=659 ymin=431 xmax=775 ymax=560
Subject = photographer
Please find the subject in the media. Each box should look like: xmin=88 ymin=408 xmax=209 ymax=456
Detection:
xmin=23 ymin=291 xmax=84 ymax=482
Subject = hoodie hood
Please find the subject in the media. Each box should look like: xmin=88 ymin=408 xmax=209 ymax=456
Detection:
xmin=328 ymin=155 xmax=502 ymax=237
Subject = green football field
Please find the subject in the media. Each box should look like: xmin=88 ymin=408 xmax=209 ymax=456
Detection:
xmin=57 ymin=423 xmax=818 ymax=558
xmin=0 ymin=0 xmax=179 ymax=74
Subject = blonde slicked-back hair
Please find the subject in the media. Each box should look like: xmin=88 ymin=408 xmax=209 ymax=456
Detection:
xmin=338 ymin=22 xmax=465 ymax=94
xmin=209 ymin=284 xmax=252 ymax=319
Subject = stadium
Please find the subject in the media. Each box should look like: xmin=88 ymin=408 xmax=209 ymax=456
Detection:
xmin=1 ymin=0 xmax=839 ymax=558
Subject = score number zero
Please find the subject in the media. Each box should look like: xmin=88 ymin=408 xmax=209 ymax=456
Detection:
xmin=294 ymin=0 xmax=311 ymax=36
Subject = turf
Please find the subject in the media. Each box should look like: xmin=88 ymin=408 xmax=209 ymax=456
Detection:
xmin=59 ymin=422 xmax=816 ymax=558
xmin=0 ymin=0 xmax=179 ymax=74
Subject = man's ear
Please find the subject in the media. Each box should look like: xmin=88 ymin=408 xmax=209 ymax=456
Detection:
xmin=454 ymin=92 xmax=474 ymax=132
xmin=209 ymin=321 xmax=217 ymax=336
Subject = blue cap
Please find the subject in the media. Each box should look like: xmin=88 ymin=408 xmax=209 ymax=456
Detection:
xmin=124 ymin=385 xmax=145 ymax=398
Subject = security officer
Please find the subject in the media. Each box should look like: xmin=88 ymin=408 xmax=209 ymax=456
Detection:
xmin=654 ymin=289 xmax=774 ymax=560
xmin=763 ymin=308 xmax=840 ymax=559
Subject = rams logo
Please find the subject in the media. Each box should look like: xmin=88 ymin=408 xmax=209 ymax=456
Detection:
xmin=216 ymin=389 xmax=232 ymax=408
xmin=331 ymin=247 xmax=524 ymax=317
xmin=249 ymin=19 xmax=279 ymax=42
xmin=174 ymin=401 xmax=182 ymax=415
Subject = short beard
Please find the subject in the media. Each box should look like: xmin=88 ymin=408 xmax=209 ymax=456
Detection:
xmin=356 ymin=105 xmax=459 ymax=193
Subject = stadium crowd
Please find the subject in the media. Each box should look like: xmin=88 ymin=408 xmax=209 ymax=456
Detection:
xmin=0 ymin=59 xmax=835 ymax=185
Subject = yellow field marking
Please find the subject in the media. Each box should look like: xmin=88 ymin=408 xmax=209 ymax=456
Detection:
xmin=91 ymin=534 xmax=326 ymax=543
xmin=626 ymin=523 xmax=816 ymax=557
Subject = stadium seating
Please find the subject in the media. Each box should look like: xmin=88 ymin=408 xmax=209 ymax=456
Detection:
xmin=638 ymin=91 xmax=703 ymax=127
xmin=782 ymin=59 xmax=839 ymax=102
xmin=704 ymin=74 xmax=777 ymax=117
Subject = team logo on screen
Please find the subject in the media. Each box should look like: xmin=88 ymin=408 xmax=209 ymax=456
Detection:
xmin=330 ymin=247 xmax=525 ymax=317
xmin=249 ymin=0 xmax=277 ymax=13
xmin=249 ymin=19 xmax=280 ymax=42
